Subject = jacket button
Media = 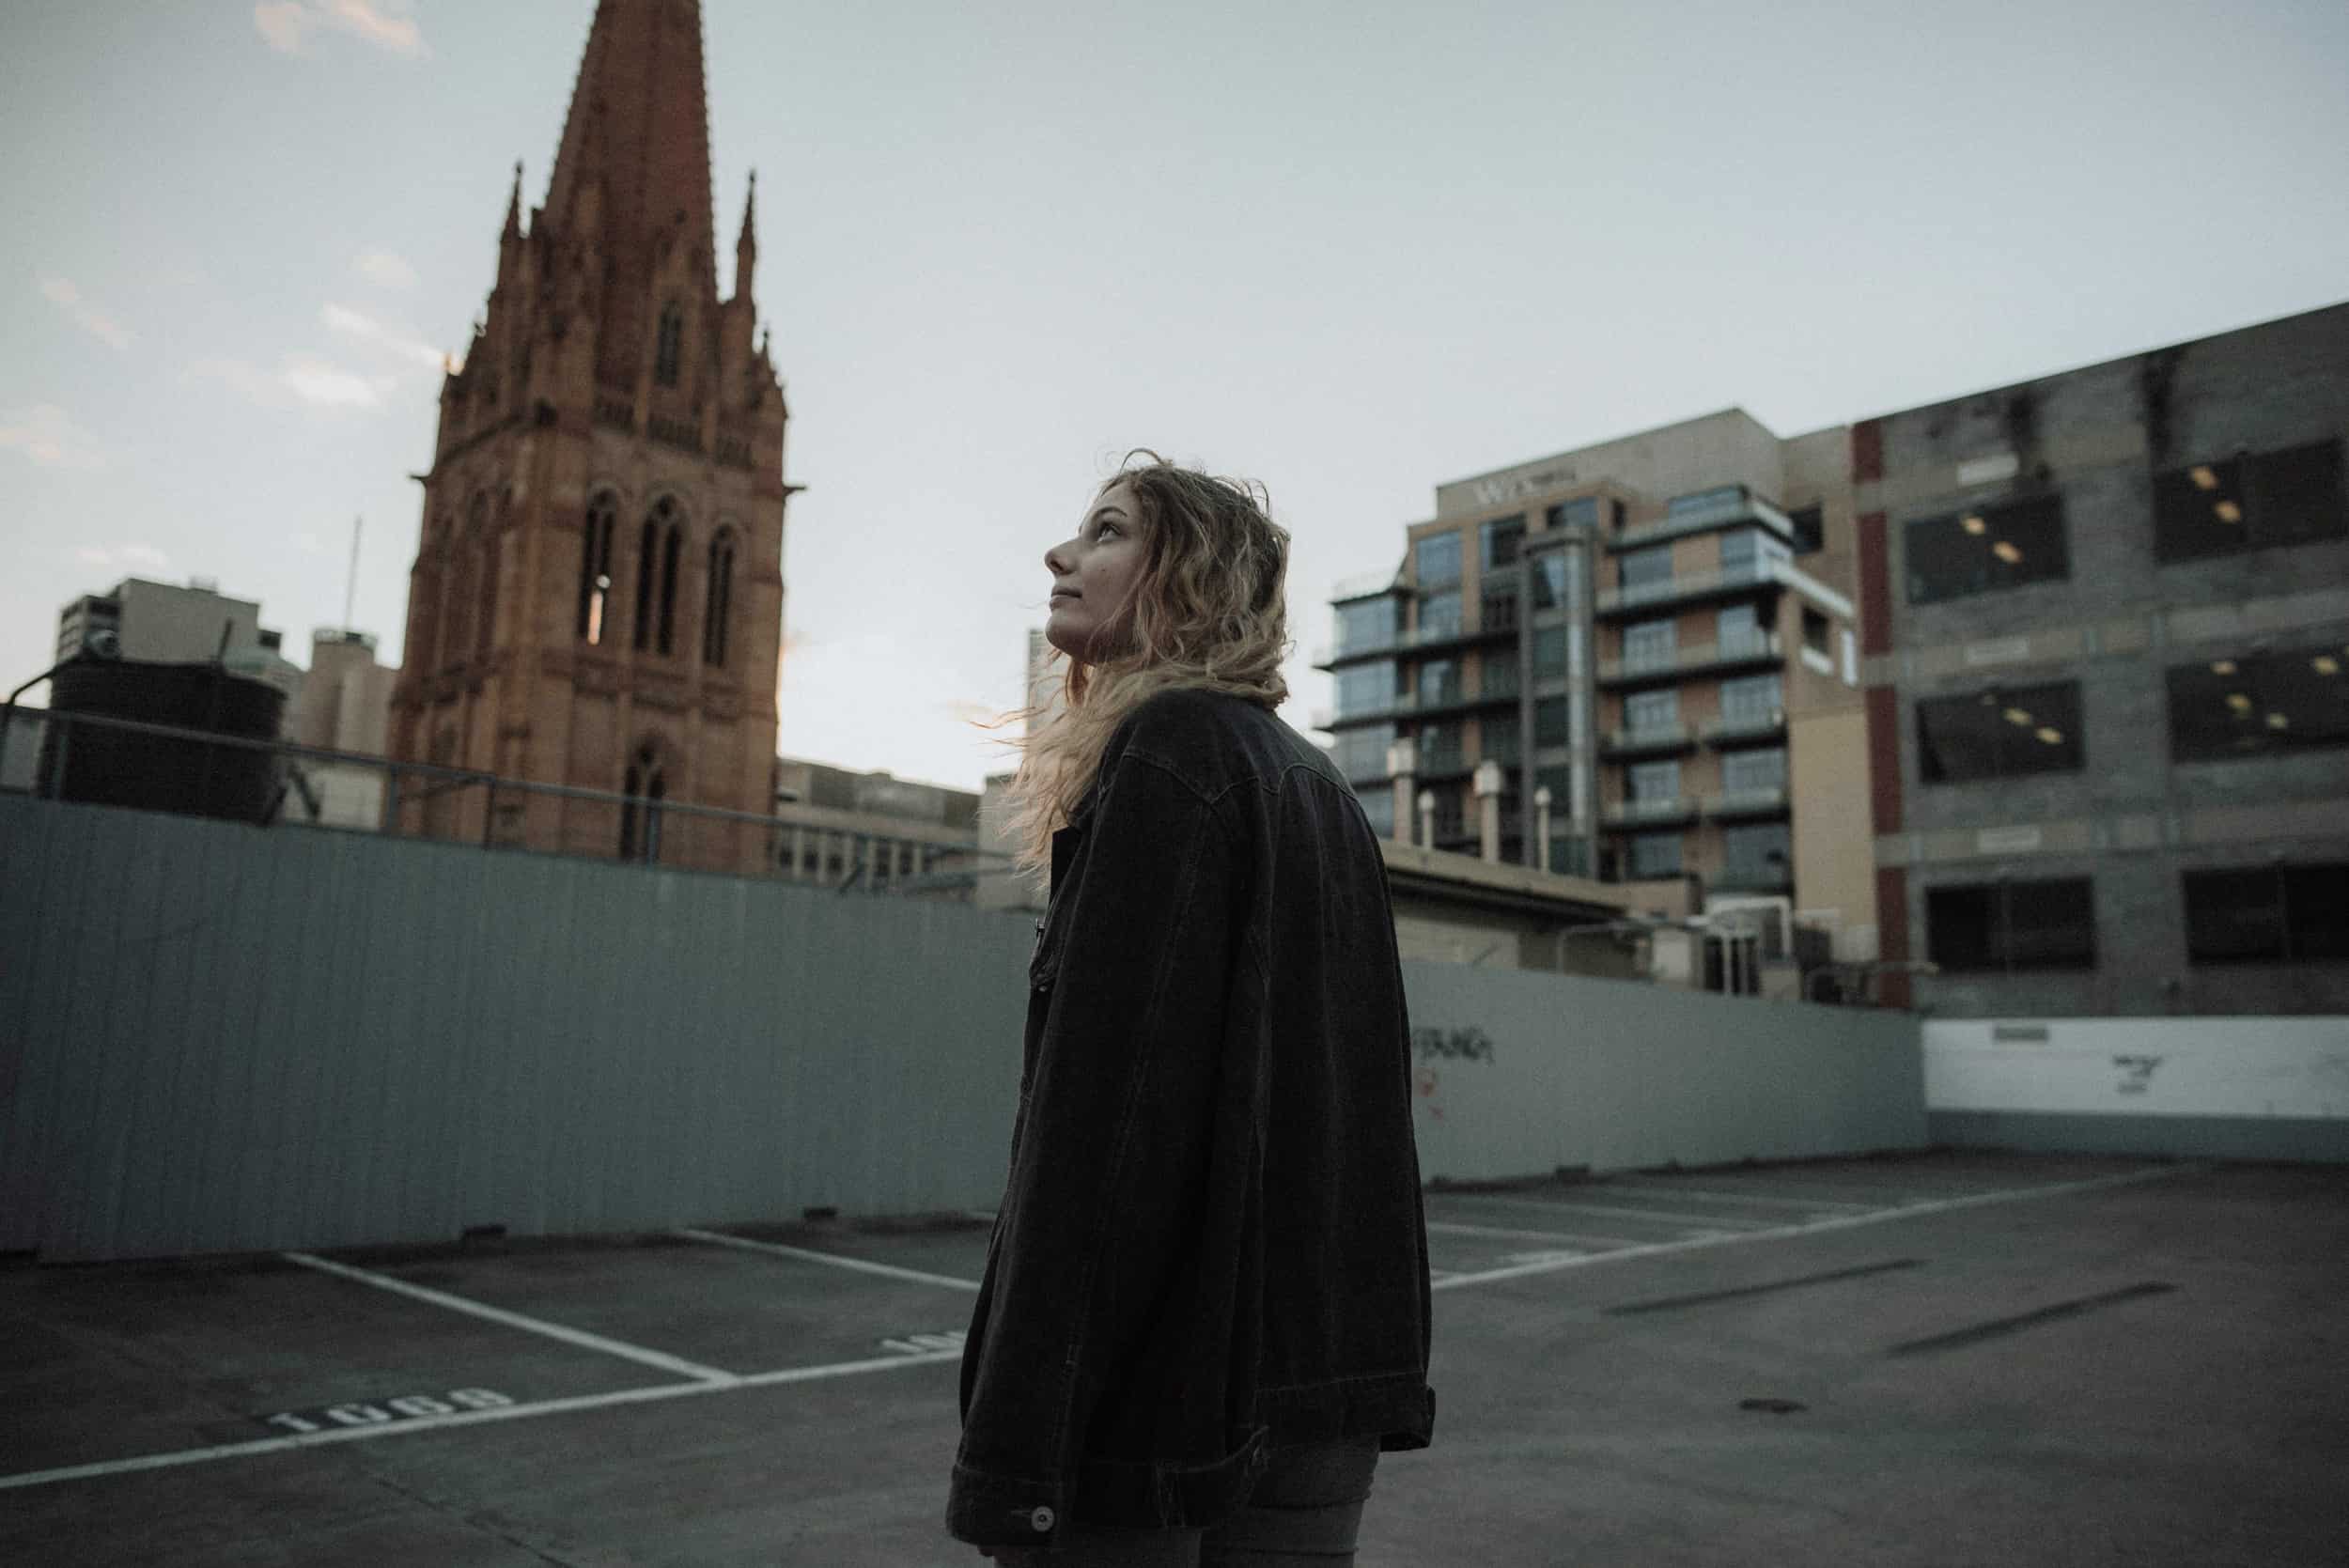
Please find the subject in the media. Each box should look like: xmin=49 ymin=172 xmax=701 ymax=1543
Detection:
xmin=1034 ymin=918 xmax=1045 ymax=933
xmin=1030 ymin=1505 xmax=1055 ymax=1531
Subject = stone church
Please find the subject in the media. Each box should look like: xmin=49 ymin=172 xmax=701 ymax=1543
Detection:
xmin=386 ymin=0 xmax=790 ymax=875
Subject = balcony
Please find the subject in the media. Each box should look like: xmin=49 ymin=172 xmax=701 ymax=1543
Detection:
xmin=1600 ymin=723 xmax=1694 ymax=758
xmin=1701 ymin=708 xmax=1788 ymax=748
xmin=1711 ymin=862 xmax=1795 ymax=893
xmin=1703 ymin=785 xmax=1790 ymax=820
xmin=1602 ymin=795 xmax=1699 ymax=828
xmin=1595 ymin=555 xmax=1779 ymax=617
xmin=1330 ymin=567 xmax=1404 ymax=603
xmin=1597 ymin=631 xmax=1781 ymax=687
xmin=1608 ymin=488 xmax=1797 ymax=554
xmin=1312 ymin=611 xmax=1520 ymax=669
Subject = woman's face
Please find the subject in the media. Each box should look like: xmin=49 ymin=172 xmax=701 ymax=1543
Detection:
xmin=1043 ymin=479 xmax=1145 ymax=662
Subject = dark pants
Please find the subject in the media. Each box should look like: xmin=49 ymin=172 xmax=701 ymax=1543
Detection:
xmin=988 ymin=1435 xmax=1383 ymax=1566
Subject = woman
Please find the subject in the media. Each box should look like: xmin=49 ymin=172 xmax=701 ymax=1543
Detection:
xmin=947 ymin=453 xmax=1436 ymax=1565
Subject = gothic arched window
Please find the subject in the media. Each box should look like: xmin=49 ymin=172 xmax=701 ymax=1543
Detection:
xmin=465 ymin=491 xmax=493 ymax=661
xmin=576 ymin=490 xmax=616 ymax=644
xmin=634 ymin=495 xmax=683 ymax=654
xmin=619 ymin=742 xmax=666 ymax=864
xmin=703 ymin=527 xmax=737 ymax=668
xmin=654 ymin=301 xmax=683 ymax=387
xmin=658 ymin=518 xmax=683 ymax=656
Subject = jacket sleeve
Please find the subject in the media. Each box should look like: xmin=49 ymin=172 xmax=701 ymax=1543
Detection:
xmin=948 ymin=749 xmax=1246 ymax=1547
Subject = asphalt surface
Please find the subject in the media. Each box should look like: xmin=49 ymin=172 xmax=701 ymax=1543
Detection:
xmin=4 ymin=1148 xmax=2343 ymax=1566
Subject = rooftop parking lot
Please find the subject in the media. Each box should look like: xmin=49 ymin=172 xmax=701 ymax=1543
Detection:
xmin=5 ymin=1147 xmax=2343 ymax=1566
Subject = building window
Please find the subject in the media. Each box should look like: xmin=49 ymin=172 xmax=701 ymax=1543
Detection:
xmin=1336 ymin=660 xmax=1396 ymax=720
xmin=1905 ymin=493 xmax=2069 ymax=604
xmin=1619 ymin=544 xmax=1672 ymax=590
xmin=1334 ymin=722 xmax=1395 ymax=783
xmin=1623 ymin=619 xmax=1676 ymax=670
xmin=576 ymin=491 xmax=617 ymax=644
xmin=1801 ymin=606 xmax=1830 ymax=656
xmin=1415 ymin=532 xmax=1461 ymax=586
xmin=1479 ymin=513 xmax=1526 ymax=570
xmin=1627 ymin=758 xmax=1680 ymax=801
xmin=1788 ymin=504 xmax=1825 ymax=554
xmin=1719 ymin=671 xmax=1784 ymax=722
xmin=1419 ymin=719 xmax=1462 ymax=773
xmin=1483 ymin=710 xmax=1521 ymax=765
xmin=1628 ymin=831 xmax=1683 ymax=877
xmin=1720 ymin=821 xmax=1791 ymax=887
xmin=1718 ymin=602 xmax=1763 ymax=648
xmin=1546 ymin=497 xmax=1598 ymax=532
xmin=1926 ymin=877 xmax=2097 ymax=971
xmin=1719 ymin=526 xmax=1789 ymax=575
xmin=2153 ymin=439 xmax=2344 ymax=562
xmin=1533 ymin=625 xmax=1568 ymax=675
xmin=619 ymin=744 xmax=667 ymax=863
xmin=1529 ymin=550 xmax=1575 ymax=610
xmin=1534 ymin=696 xmax=1573 ymax=749
xmin=635 ymin=496 xmax=685 ymax=654
xmin=2165 ymin=640 xmax=2349 ymax=762
xmin=1419 ymin=658 xmax=1460 ymax=706
xmin=1721 ymin=748 xmax=1787 ymax=793
xmin=654 ymin=301 xmax=684 ymax=387
xmin=1625 ymin=689 xmax=1678 ymax=732
xmin=2183 ymin=863 xmax=2348 ymax=964
xmin=1418 ymin=587 xmax=1462 ymax=640
xmin=703 ymin=528 xmax=736 ymax=667
xmin=1916 ymin=682 xmax=2086 ymax=783
xmin=1336 ymin=596 xmax=1397 ymax=655
xmin=1357 ymin=786 xmax=1394 ymax=838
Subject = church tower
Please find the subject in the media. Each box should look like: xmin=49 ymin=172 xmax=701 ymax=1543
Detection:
xmin=386 ymin=0 xmax=790 ymax=873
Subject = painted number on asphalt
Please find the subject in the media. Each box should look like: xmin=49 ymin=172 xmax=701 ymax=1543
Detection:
xmin=261 ymin=1387 xmax=515 ymax=1433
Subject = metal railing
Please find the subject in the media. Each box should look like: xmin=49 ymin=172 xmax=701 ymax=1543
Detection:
xmin=1597 ymin=630 xmax=1781 ymax=684
xmin=0 ymin=702 xmax=1017 ymax=896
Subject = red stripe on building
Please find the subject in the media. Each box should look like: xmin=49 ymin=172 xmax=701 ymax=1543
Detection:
xmin=1856 ymin=509 xmax=1891 ymax=658
xmin=1865 ymin=683 xmax=1902 ymax=837
xmin=1875 ymin=864 xmax=1911 ymax=1009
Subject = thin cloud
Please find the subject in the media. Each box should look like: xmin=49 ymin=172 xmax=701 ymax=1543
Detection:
xmin=352 ymin=248 xmax=417 ymax=289
xmin=0 ymin=404 xmax=103 ymax=469
xmin=254 ymin=0 xmax=428 ymax=59
xmin=322 ymin=302 xmax=444 ymax=370
xmin=192 ymin=353 xmax=394 ymax=410
xmin=76 ymin=543 xmax=173 ymax=574
xmin=38 ymin=275 xmax=132 ymax=350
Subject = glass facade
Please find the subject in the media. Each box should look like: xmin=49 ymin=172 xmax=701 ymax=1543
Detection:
xmin=1627 ymin=758 xmax=1681 ymax=801
xmin=1721 ymin=747 xmax=1787 ymax=792
xmin=1418 ymin=587 xmax=1462 ymax=639
xmin=1333 ymin=722 xmax=1395 ymax=783
xmin=1545 ymin=497 xmax=1599 ymax=532
xmin=1335 ymin=660 xmax=1394 ymax=719
xmin=1620 ymin=544 xmax=1672 ymax=589
xmin=1720 ymin=821 xmax=1791 ymax=885
xmin=2153 ymin=440 xmax=2344 ymax=562
xmin=1415 ymin=532 xmax=1462 ymax=586
xmin=1480 ymin=514 xmax=1526 ymax=570
xmin=1534 ymin=696 xmax=1574 ymax=748
xmin=1336 ymin=596 xmax=1397 ymax=656
xmin=1719 ymin=672 xmax=1784 ymax=722
xmin=1629 ymin=831 xmax=1683 ymax=877
xmin=2166 ymin=641 xmax=2349 ymax=761
xmin=1419 ymin=658 xmax=1460 ymax=706
xmin=1623 ymin=619 xmax=1677 ymax=667
xmin=1625 ymin=688 xmax=1678 ymax=731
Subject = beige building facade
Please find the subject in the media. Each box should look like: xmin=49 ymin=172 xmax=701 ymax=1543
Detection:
xmin=1316 ymin=408 xmax=1880 ymax=974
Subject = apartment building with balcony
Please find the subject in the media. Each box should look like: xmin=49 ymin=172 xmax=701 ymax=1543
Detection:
xmin=1858 ymin=299 xmax=2349 ymax=1017
xmin=1315 ymin=408 xmax=1880 ymax=964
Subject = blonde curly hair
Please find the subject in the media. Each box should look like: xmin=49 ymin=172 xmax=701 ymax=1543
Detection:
xmin=978 ymin=450 xmax=1292 ymax=896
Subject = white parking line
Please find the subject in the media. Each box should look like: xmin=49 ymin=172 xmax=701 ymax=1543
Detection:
xmin=282 ymin=1252 xmax=739 ymax=1383
xmin=0 ymin=1345 xmax=964 ymax=1493
xmin=1430 ymin=1163 xmax=2202 ymax=1291
xmin=1445 ymin=1193 xmax=1783 ymax=1230
xmin=1598 ymin=1180 xmax=1878 ymax=1210
xmin=1426 ymin=1219 xmax=1650 ymax=1247
xmin=675 ymin=1227 xmax=980 ymax=1291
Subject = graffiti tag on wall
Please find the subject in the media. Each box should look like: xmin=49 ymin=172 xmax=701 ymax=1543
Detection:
xmin=1411 ymin=1026 xmax=1495 ymax=1123
xmin=2111 ymin=1054 xmax=2164 ymax=1095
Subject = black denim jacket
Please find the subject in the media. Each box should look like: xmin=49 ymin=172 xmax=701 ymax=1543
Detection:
xmin=947 ymin=687 xmax=1436 ymax=1551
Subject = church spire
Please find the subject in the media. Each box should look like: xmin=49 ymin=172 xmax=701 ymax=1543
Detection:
xmin=734 ymin=168 xmax=757 ymax=300
xmin=503 ymin=159 xmax=523 ymax=241
xmin=539 ymin=0 xmax=718 ymax=384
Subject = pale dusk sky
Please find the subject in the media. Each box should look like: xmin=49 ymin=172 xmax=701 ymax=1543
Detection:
xmin=4 ymin=0 xmax=2345 ymax=792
